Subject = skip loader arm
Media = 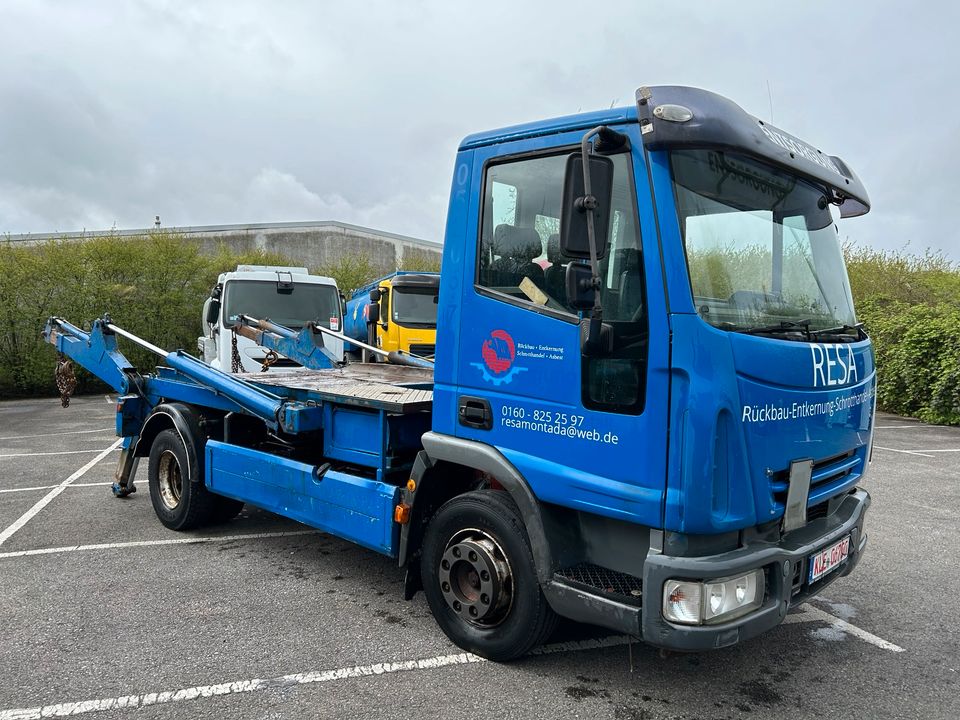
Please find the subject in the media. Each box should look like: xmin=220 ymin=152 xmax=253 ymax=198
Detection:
xmin=43 ymin=315 xmax=323 ymax=435
xmin=230 ymin=313 xmax=343 ymax=370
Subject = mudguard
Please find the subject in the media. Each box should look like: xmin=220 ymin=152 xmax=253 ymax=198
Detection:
xmin=133 ymin=402 xmax=205 ymax=484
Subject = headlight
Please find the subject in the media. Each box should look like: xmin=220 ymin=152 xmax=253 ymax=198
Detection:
xmin=662 ymin=570 xmax=764 ymax=625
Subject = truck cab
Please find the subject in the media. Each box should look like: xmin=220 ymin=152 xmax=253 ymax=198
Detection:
xmin=199 ymin=265 xmax=344 ymax=373
xmin=344 ymin=271 xmax=440 ymax=360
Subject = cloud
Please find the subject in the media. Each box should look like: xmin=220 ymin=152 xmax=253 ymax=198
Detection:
xmin=240 ymin=168 xmax=447 ymax=242
xmin=0 ymin=0 xmax=957 ymax=260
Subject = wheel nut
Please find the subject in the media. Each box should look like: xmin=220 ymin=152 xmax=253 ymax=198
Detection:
xmin=453 ymin=601 xmax=462 ymax=612
xmin=469 ymin=606 xmax=478 ymax=617
xmin=468 ymin=551 xmax=477 ymax=562
xmin=441 ymin=559 xmax=450 ymax=570
xmin=480 ymin=593 xmax=489 ymax=605
xmin=452 ymin=547 xmax=461 ymax=558
xmin=442 ymin=582 xmax=450 ymax=592
xmin=480 ymin=570 xmax=490 ymax=581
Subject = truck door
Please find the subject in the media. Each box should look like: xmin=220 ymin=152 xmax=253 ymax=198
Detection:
xmin=453 ymin=131 xmax=670 ymax=529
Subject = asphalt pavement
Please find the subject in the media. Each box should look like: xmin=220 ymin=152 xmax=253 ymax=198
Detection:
xmin=0 ymin=396 xmax=957 ymax=719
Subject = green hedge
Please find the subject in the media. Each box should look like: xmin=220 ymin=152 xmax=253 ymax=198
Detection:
xmin=845 ymin=245 xmax=960 ymax=425
xmin=0 ymin=234 xmax=295 ymax=398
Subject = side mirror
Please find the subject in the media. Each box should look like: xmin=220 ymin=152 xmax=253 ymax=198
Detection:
xmin=564 ymin=262 xmax=596 ymax=311
xmin=205 ymin=299 xmax=221 ymax=325
xmin=369 ymin=288 xmax=382 ymax=303
xmin=559 ymin=153 xmax=614 ymax=260
xmin=339 ymin=292 xmax=347 ymax=314
xmin=367 ymin=302 xmax=381 ymax=324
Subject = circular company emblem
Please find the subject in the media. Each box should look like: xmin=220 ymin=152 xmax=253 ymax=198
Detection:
xmin=481 ymin=329 xmax=515 ymax=375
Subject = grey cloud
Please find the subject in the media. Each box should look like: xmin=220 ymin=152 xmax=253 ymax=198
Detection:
xmin=0 ymin=0 xmax=957 ymax=260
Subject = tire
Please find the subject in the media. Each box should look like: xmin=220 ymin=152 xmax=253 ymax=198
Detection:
xmin=420 ymin=490 xmax=558 ymax=661
xmin=213 ymin=497 xmax=245 ymax=523
xmin=148 ymin=428 xmax=225 ymax=531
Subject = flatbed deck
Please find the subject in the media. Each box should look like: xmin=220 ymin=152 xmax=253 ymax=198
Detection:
xmin=238 ymin=364 xmax=434 ymax=414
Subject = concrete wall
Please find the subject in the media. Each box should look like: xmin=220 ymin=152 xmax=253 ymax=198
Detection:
xmin=5 ymin=220 xmax=443 ymax=275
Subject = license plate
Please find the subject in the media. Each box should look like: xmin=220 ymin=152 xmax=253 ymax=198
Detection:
xmin=808 ymin=535 xmax=850 ymax=583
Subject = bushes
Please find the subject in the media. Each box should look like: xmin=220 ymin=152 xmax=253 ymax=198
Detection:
xmin=0 ymin=233 xmax=442 ymax=399
xmin=845 ymin=245 xmax=960 ymax=425
xmin=0 ymin=233 xmax=295 ymax=398
xmin=314 ymin=249 xmax=441 ymax=299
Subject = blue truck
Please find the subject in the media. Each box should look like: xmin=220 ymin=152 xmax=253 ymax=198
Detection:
xmin=44 ymin=85 xmax=875 ymax=661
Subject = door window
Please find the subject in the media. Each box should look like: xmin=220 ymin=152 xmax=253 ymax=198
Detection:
xmin=477 ymin=150 xmax=649 ymax=413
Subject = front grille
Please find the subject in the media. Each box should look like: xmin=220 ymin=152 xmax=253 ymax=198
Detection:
xmin=408 ymin=344 xmax=435 ymax=358
xmin=770 ymin=450 xmax=861 ymax=514
xmin=556 ymin=563 xmax=642 ymax=606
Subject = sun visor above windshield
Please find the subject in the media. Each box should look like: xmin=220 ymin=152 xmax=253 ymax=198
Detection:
xmin=635 ymin=86 xmax=870 ymax=217
xmin=391 ymin=274 xmax=441 ymax=289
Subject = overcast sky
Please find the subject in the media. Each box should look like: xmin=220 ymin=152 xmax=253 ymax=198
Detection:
xmin=1 ymin=1 xmax=957 ymax=260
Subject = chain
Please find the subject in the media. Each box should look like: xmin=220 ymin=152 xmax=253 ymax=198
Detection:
xmin=55 ymin=353 xmax=77 ymax=408
xmin=260 ymin=350 xmax=279 ymax=372
xmin=231 ymin=331 xmax=242 ymax=373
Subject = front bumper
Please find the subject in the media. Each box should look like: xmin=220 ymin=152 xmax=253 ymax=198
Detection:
xmin=543 ymin=488 xmax=869 ymax=651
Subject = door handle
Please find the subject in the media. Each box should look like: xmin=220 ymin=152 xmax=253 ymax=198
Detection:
xmin=458 ymin=396 xmax=492 ymax=430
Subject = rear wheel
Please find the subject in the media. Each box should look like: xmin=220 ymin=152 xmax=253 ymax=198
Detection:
xmin=420 ymin=490 xmax=557 ymax=661
xmin=148 ymin=429 xmax=235 ymax=530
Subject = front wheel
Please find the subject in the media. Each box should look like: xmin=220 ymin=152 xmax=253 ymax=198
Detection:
xmin=420 ymin=490 xmax=557 ymax=661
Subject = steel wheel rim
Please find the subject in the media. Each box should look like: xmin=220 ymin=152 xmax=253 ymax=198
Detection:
xmin=438 ymin=527 xmax=514 ymax=627
xmin=157 ymin=449 xmax=183 ymax=510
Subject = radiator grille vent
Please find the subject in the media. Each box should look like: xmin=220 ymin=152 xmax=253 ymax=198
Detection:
xmin=556 ymin=563 xmax=643 ymax=605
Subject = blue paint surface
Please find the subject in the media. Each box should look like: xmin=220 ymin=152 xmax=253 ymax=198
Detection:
xmin=205 ymin=440 xmax=400 ymax=556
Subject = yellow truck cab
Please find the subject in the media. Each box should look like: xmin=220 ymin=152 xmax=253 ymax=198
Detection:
xmin=344 ymin=271 xmax=439 ymax=360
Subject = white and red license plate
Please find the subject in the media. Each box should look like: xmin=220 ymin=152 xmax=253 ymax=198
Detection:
xmin=808 ymin=535 xmax=850 ymax=583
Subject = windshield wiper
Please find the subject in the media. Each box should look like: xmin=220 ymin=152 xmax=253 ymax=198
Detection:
xmin=741 ymin=319 xmax=812 ymax=340
xmin=809 ymin=323 xmax=865 ymax=341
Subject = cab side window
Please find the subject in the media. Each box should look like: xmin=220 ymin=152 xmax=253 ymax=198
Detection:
xmin=478 ymin=154 xmax=565 ymax=309
xmin=476 ymin=150 xmax=649 ymax=414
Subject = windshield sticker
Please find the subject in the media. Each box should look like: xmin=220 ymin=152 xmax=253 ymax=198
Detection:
xmin=811 ymin=343 xmax=858 ymax=387
xmin=742 ymin=385 xmax=874 ymax=424
xmin=471 ymin=329 xmax=528 ymax=386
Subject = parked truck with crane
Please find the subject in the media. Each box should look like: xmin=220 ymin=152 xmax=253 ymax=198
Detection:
xmin=45 ymin=85 xmax=875 ymax=660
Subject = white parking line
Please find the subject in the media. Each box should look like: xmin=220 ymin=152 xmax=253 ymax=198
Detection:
xmin=0 ymin=530 xmax=317 ymax=559
xmin=0 ymin=427 xmax=114 ymax=441
xmin=873 ymin=445 xmax=934 ymax=458
xmin=0 ymin=635 xmax=631 ymax=720
xmin=0 ymin=448 xmax=120 ymax=458
xmin=784 ymin=604 xmax=905 ymax=652
xmin=0 ymin=440 xmax=122 ymax=547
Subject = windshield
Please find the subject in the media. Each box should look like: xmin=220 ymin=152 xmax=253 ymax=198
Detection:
xmin=392 ymin=288 xmax=439 ymax=327
xmin=223 ymin=280 xmax=340 ymax=329
xmin=671 ymin=149 xmax=857 ymax=337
